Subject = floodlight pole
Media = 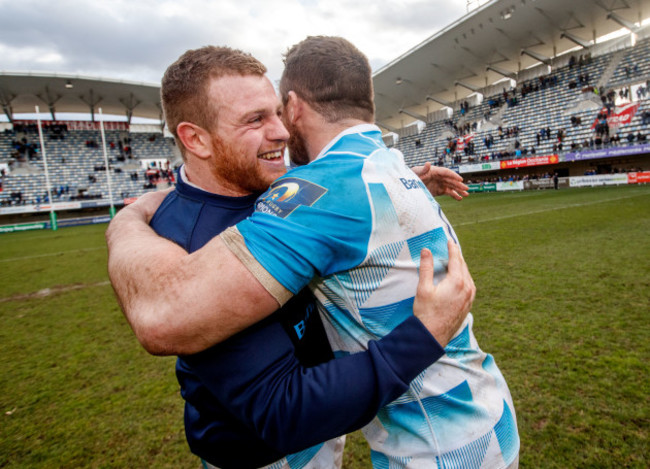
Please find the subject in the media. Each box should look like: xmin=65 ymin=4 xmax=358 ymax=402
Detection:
xmin=35 ymin=106 xmax=57 ymax=230
xmin=98 ymin=108 xmax=116 ymax=218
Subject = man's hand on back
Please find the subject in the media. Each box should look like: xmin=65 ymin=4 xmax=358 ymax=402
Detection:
xmin=413 ymin=241 xmax=476 ymax=347
xmin=412 ymin=163 xmax=469 ymax=201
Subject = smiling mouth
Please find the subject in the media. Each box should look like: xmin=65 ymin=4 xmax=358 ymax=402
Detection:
xmin=259 ymin=149 xmax=284 ymax=160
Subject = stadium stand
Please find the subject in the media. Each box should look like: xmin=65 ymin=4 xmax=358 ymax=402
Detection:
xmin=0 ymin=127 xmax=178 ymax=207
xmin=393 ymin=34 xmax=650 ymax=183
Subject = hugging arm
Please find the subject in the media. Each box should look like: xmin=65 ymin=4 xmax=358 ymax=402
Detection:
xmin=106 ymin=190 xmax=281 ymax=356
xmin=107 ymin=191 xmax=474 ymax=356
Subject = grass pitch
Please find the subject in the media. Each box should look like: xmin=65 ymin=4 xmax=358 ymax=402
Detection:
xmin=1 ymin=184 xmax=648 ymax=468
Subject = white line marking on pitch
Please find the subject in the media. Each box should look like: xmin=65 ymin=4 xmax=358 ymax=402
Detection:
xmin=453 ymin=192 xmax=647 ymax=226
xmin=1 ymin=281 xmax=111 ymax=303
xmin=0 ymin=246 xmax=105 ymax=263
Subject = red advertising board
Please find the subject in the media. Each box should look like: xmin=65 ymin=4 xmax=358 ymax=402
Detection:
xmin=499 ymin=154 xmax=559 ymax=169
xmin=627 ymin=172 xmax=650 ymax=184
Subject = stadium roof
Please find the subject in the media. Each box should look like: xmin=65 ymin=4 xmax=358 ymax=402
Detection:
xmin=373 ymin=0 xmax=650 ymax=130
xmin=1 ymin=0 xmax=649 ymax=129
xmin=0 ymin=71 xmax=162 ymax=122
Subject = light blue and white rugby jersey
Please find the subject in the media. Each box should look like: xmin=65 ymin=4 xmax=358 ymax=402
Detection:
xmin=230 ymin=124 xmax=520 ymax=469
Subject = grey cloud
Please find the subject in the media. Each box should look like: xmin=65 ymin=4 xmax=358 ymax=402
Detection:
xmin=0 ymin=0 xmax=242 ymax=82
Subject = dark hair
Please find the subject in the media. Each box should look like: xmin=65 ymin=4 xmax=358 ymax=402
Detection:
xmin=280 ymin=36 xmax=374 ymax=123
xmin=161 ymin=46 xmax=266 ymax=157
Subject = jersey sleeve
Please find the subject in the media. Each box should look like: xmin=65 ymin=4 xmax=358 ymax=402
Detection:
xmin=221 ymin=162 xmax=374 ymax=294
xmin=182 ymin=314 xmax=444 ymax=455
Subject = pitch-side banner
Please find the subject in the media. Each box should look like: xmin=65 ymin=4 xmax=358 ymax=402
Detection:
xmin=467 ymin=183 xmax=497 ymax=193
xmin=458 ymin=162 xmax=501 ymax=174
xmin=564 ymin=143 xmax=650 ymax=162
xmin=499 ymin=154 xmax=559 ymax=169
xmin=523 ymin=178 xmax=570 ymax=189
xmin=627 ymin=172 xmax=650 ymax=184
xmin=496 ymin=181 xmax=524 ymax=191
xmin=0 ymin=222 xmax=46 ymax=233
xmin=0 ymin=201 xmax=80 ymax=215
xmin=569 ymin=174 xmax=628 ymax=187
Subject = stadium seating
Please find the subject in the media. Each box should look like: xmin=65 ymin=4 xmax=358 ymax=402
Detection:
xmin=0 ymin=128 xmax=177 ymax=206
xmin=394 ymin=35 xmax=650 ymax=177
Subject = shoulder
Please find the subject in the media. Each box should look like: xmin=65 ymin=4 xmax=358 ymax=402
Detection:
xmin=149 ymin=190 xmax=202 ymax=249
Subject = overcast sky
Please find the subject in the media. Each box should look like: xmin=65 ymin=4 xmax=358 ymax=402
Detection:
xmin=0 ymin=0 xmax=476 ymax=86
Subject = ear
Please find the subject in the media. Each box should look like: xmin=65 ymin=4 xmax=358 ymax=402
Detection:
xmin=285 ymin=91 xmax=303 ymax=124
xmin=176 ymin=122 xmax=212 ymax=160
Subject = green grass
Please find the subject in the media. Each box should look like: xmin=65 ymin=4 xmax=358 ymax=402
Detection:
xmin=1 ymin=185 xmax=649 ymax=468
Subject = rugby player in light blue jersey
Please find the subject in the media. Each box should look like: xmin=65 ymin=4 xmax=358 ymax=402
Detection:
xmin=221 ymin=37 xmax=520 ymax=469
xmin=107 ymin=37 xmax=516 ymax=468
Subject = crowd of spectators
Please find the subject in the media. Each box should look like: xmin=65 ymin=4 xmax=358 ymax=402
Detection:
xmin=10 ymin=137 xmax=39 ymax=161
xmin=583 ymin=166 xmax=644 ymax=176
xmin=143 ymin=161 xmax=175 ymax=189
xmin=568 ymin=53 xmax=593 ymax=69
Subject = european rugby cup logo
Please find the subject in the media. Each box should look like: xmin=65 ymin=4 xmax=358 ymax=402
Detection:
xmin=267 ymin=182 xmax=300 ymax=203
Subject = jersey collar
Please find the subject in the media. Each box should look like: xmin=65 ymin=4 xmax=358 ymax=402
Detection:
xmin=314 ymin=124 xmax=381 ymax=161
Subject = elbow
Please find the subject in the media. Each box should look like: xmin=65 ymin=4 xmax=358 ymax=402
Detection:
xmin=129 ymin=305 xmax=187 ymax=356
xmin=136 ymin=328 xmax=174 ymax=357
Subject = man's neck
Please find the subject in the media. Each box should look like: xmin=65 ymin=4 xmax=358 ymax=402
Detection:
xmin=304 ymin=118 xmax=370 ymax=160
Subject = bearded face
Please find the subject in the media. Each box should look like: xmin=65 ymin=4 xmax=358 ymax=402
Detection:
xmin=284 ymin=113 xmax=311 ymax=167
xmin=209 ymin=133 xmax=286 ymax=194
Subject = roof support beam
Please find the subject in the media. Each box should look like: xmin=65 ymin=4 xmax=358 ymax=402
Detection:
xmin=455 ymin=80 xmax=481 ymax=92
xmin=80 ymin=89 xmax=103 ymax=122
xmin=36 ymin=86 xmax=62 ymax=121
xmin=398 ymin=108 xmax=428 ymax=122
xmin=120 ymin=93 xmax=141 ymax=125
xmin=157 ymin=104 xmax=165 ymax=133
xmin=606 ymin=12 xmax=637 ymax=32
xmin=0 ymin=88 xmax=15 ymax=122
xmin=521 ymin=49 xmax=552 ymax=66
xmin=486 ymin=64 xmax=516 ymax=79
xmin=2 ymin=103 xmax=13 ymax=122
xmin=560 ymin=31 xmax=591 ymax=49
xmin=426 ymin=95 xmax=452 ymax=107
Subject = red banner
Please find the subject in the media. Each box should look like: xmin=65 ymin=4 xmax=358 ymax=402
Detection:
xmin=499 ymin=154 xmax=559 ymax=169
xmin=456 ymin=133 xmax=474 ymax=152
xmin=591 ymin=103 xmax=639 ymax=131
xmin=627 ymin=172 xmax=650 ymax=184
xmin=12 ymin=120 xmax=129 ymax=131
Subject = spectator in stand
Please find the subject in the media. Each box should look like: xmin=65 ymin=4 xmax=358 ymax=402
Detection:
xmin=642 ymin=110 xmax=650 ymax=126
